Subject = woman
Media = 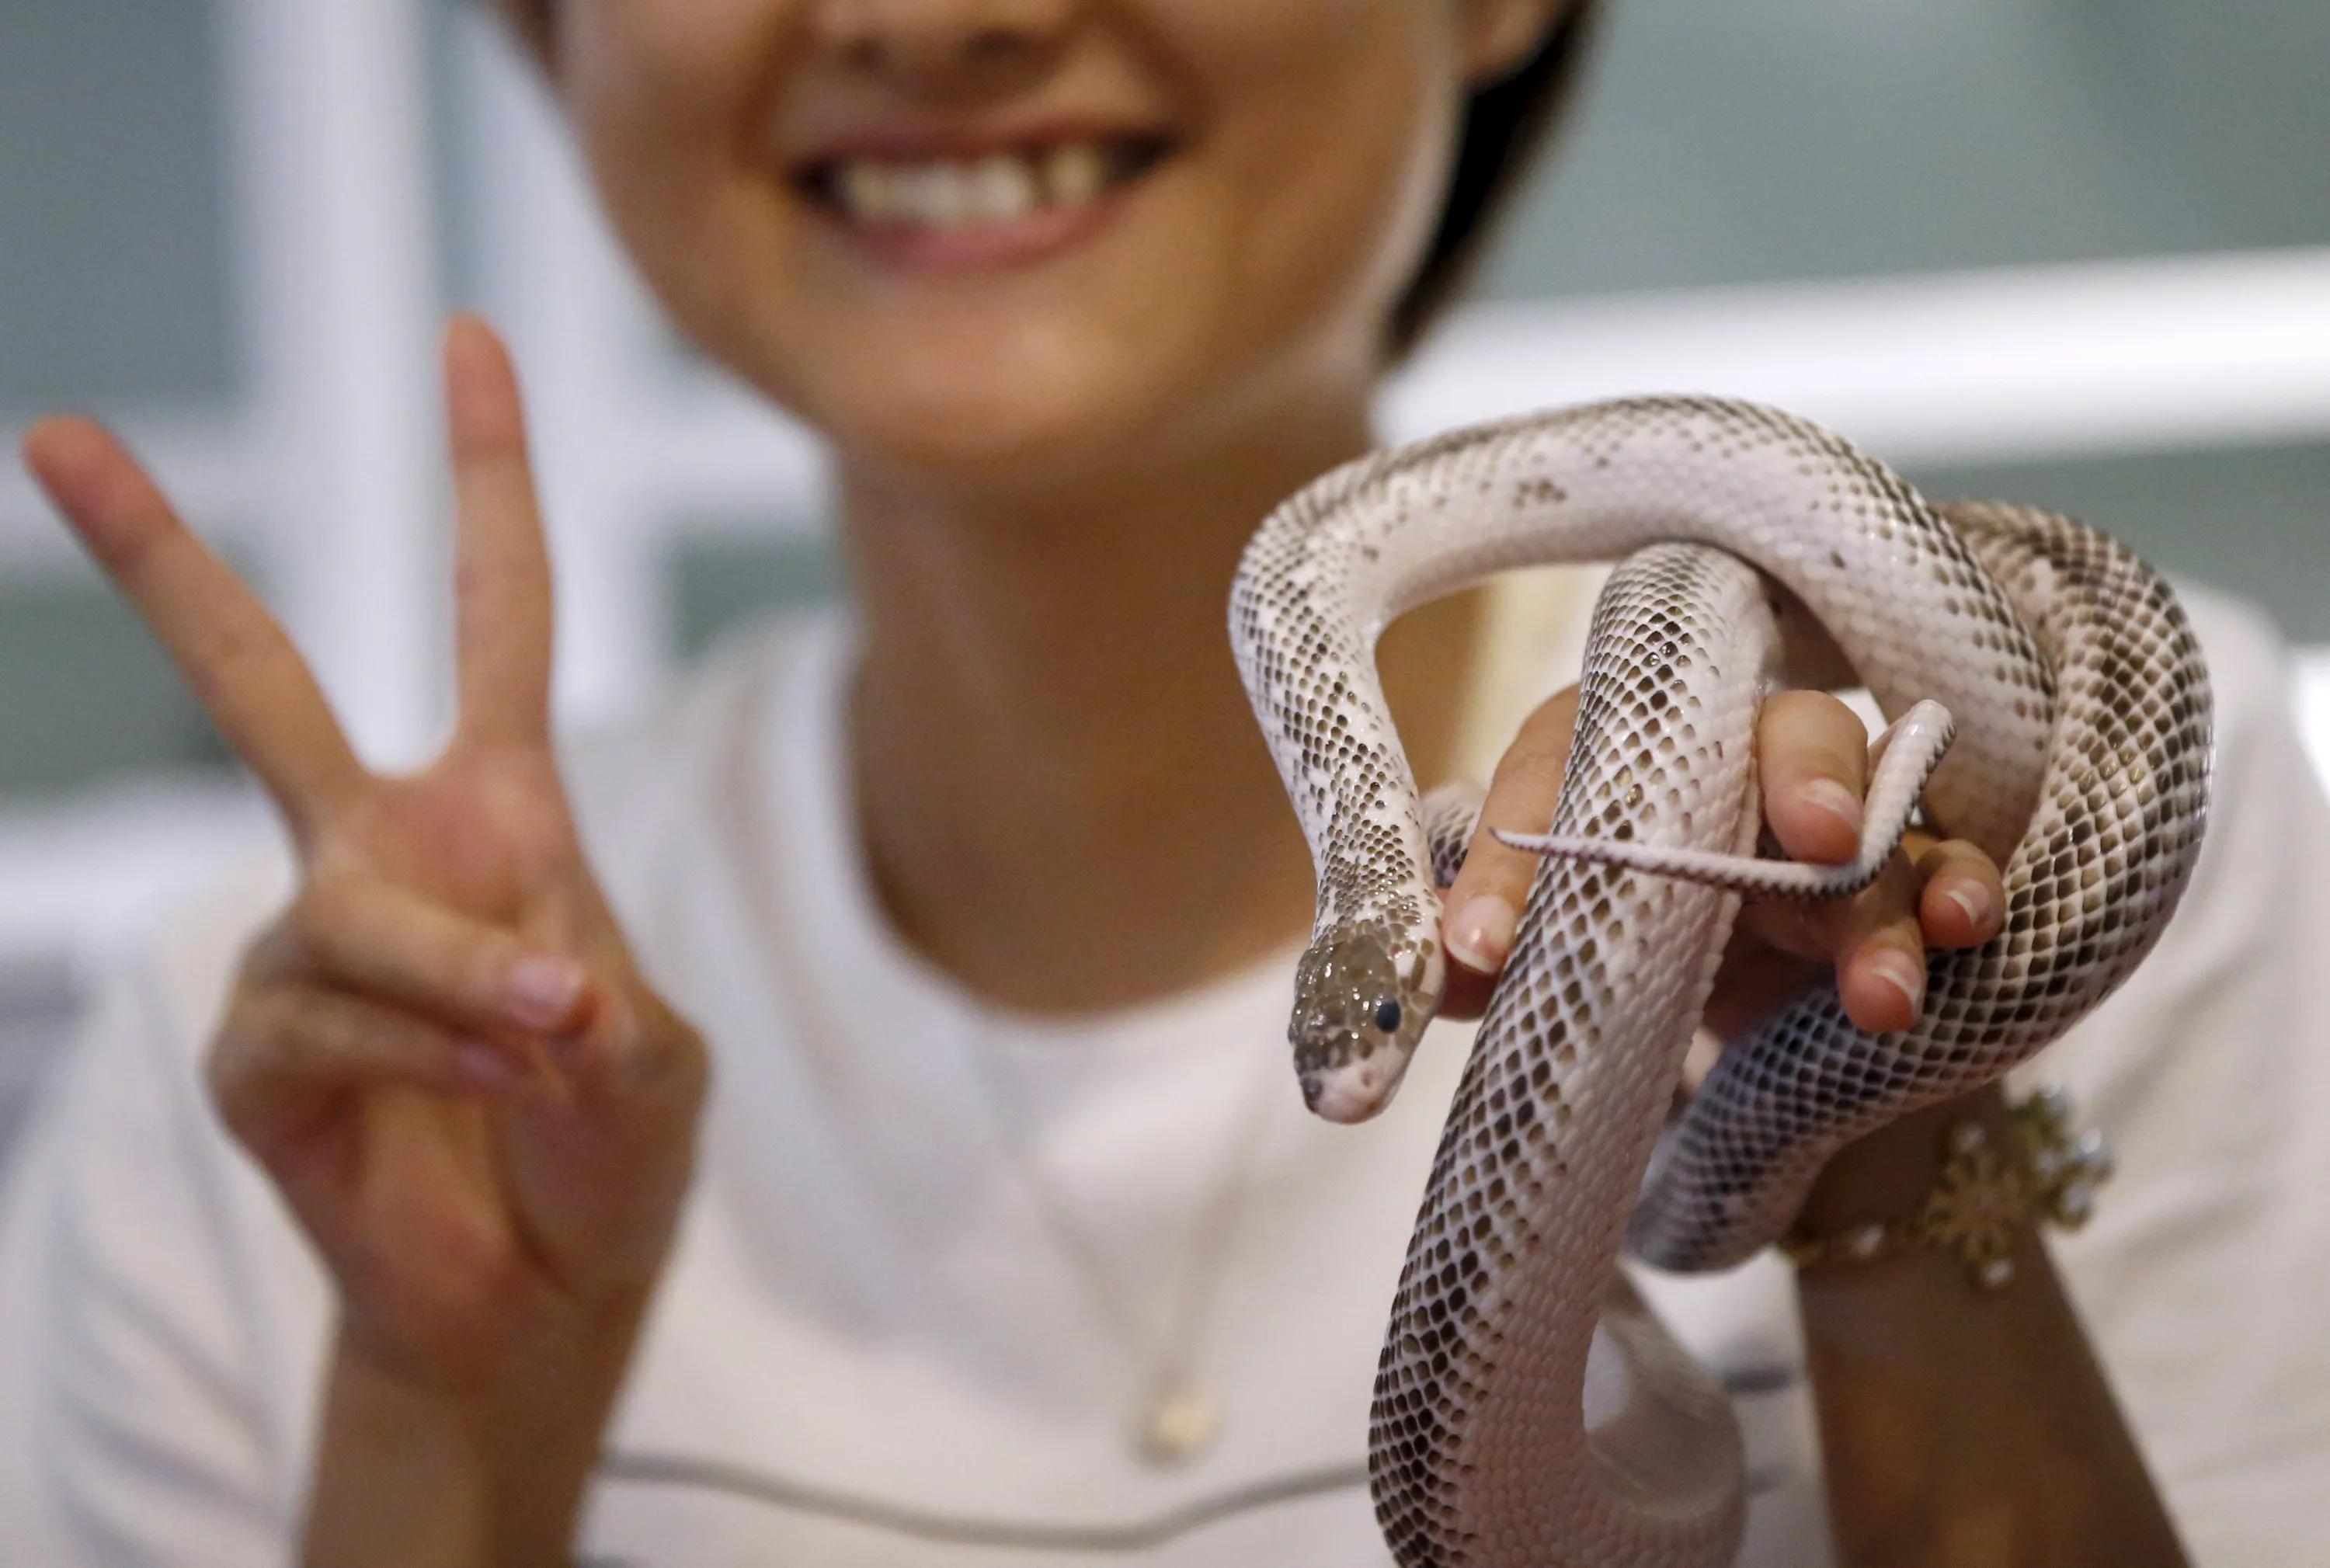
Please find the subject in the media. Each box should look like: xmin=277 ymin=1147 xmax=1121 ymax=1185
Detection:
xmin=6 ymin=2 xmax=2326 ymax=1563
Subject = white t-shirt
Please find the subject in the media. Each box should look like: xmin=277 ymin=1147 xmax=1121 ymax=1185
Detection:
xmin=3 ymin=587 xmax=2328 ymax=1567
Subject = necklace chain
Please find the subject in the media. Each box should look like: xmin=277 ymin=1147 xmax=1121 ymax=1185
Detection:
xmin=963 ymin=1025 xmax=1279 ymax=1467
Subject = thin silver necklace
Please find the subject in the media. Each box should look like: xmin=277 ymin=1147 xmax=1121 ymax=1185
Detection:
xmin=964 ymin=1019 xmax=1281 ymax=1468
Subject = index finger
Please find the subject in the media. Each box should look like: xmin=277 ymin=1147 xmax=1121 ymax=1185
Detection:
xmin=22 ymin=417 xmax=363 ymax=832
xmin=1441 ymin=685 xmax=1581 ymax=986
xmin=1754 ymin=690 xmax=1873 ymax=866
xmin=443 ymin=317 xmax=554 ymax=749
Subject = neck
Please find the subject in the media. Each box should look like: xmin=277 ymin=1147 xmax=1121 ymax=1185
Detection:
xmin=842 ymin=392 xmax=1483 ymax=1014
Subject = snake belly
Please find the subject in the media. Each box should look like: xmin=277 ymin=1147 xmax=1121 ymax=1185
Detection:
xmin=1227 ymin=398 xmax=2214 ymax=1567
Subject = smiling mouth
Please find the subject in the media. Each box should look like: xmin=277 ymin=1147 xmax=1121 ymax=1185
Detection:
xmin=796 ymin=133 xmax=1176 ymax=232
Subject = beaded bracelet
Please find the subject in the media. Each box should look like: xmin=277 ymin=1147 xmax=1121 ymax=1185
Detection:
xmin=1780 ymin=1087 xmax=2114 ymax=1289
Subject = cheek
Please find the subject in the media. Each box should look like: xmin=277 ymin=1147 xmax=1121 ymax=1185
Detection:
xmin=1202 ymin=11 xmax=1461 ymax=354
xmin=562 ymin=2 xmax=799 ymax=358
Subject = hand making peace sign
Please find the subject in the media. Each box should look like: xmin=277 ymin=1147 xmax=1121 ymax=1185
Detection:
xmin=21 ymin=318 xmax=707 ymax=1412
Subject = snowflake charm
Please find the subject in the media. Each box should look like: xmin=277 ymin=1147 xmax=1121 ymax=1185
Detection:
xmin=2013 ymin=1083 xmax=2116 ymax=1232
xmin=1918 ymin=1122 xmax=2029 ymax=1289
xmin=1782 ymin=1088 xmax=2116 ymax=1290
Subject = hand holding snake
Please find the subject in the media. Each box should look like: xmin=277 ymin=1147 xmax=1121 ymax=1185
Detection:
xmin=1233 ymin=397 xmax=2210 ymax=1566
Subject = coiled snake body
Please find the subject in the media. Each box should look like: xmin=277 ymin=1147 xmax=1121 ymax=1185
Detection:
xmin=1229 ymin=398 xmax=2212 ymax=1566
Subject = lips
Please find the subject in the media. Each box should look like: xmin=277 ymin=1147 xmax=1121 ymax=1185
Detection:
xmin=791 ymin=130 xmax=1175 ymax=269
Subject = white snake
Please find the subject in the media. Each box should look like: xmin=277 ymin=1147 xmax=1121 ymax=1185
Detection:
xmin=1228 ymin=398 xmax=2213 ymax=1566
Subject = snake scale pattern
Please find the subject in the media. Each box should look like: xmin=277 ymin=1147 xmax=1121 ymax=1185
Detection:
xmin=1228 ymin=398 xmax=2213 ymax=1566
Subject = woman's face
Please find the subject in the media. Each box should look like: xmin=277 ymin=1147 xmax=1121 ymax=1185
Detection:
xmin=515 ymin=0 xmax=1556 ymax=482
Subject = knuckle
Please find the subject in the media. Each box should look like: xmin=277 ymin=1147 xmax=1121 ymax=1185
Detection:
xmin=1485 ymin=735 xmax=1566 ymax=794
xmin=1448 ymin=839 xmax=1532 ymax=902
xmin=1873 ymin=896 xmax=1927 ymax=944
xmin=1758 ymin=689 xmax=1836 ymax=735
xmin=1870 ymin=861 xmax=1923 ymax=920
xmin=1488 ymin=692 xmax=1579 ymax=781
xmin=1822 ymin=871 xmax=1912 ymax=949
xmin=632 ymin=993 xmax=697 ymax=1061
xmin=295 ymin=994 xmax=369 ymax=1060
xmin=1759 ymin=691 xmax=1866 ymax=776
xmin=288 ymin=875 xmax=362 ymax=960
xmin=1741 ymin=899 xmax=1824 ymax=961
xmin=219 ymin=983 xmax=294 ymax=1056
xmin=204 ymin=987 xmax=297 ymax=1124
xmin=237 ymin=914 xmax=304 ymax=982
xmin=256 ymin=984 xmax=343 ymax=1060
xmin=612 ymin=995 xmax=711 ymax=1099
xmin=1800 ymin=898 xmax=1860 ymax=954
xmin=447 ymin=933 xmax=509 ymax=1010
xmin=1914 ymin=839 xmax=1995 ymax=893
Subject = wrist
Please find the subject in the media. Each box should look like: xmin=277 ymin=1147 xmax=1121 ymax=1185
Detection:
xmin=303 ymin=1337 xmax=497 ymax=1568
xmin=1789 ymin=1083 xmax=2033 ymax=1293
xmin=306 ymin=1294 xmax=651 ymax=1568
xmin=1789 ymin=1083 xmax=2113 ymax=1292
xmin=333 ymin=1277 xmax=655 ymax=1404
xmin=1793 ymin=1083 xmax=2015 ymax=1239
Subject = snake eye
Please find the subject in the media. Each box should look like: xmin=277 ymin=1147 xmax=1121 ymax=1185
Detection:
xmin=1374 ymin=999 xmax=1403 ymax=1032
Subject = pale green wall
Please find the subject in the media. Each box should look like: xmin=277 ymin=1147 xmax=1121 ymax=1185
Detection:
xmin=0 ymin=2 xmax=238 ymax=409
xmin=1487 ymin=0 xmax=2330 ymax=297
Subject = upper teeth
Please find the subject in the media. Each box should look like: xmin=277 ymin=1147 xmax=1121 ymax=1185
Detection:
xmin=832 ymin=142 xmax=1113 ymax=228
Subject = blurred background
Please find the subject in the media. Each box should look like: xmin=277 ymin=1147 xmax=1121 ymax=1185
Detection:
xmin=3 ymin=0 xmax=2328 ymax=1154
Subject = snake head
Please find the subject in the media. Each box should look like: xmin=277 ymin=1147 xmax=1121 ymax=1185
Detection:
xmin=1290 ymin=920 xmax=1436 ymax=1124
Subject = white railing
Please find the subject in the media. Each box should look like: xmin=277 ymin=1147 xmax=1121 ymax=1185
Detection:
xmin=218 ymin=0 xmax=448 ymax=769
xmin=1384 ymin=248 xmax=2330 ymax=466
xmin=2300 ymin=654 xmax=2330 ymax=788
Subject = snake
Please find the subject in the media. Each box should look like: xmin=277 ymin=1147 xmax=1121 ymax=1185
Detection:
xmin=1227 ymin=397 xmax=2214 ymax=1566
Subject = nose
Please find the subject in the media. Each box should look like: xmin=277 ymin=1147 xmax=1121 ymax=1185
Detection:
xmin=807 ymin=0 xmax=1075 ymax=87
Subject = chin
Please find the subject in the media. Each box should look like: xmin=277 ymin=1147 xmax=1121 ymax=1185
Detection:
xmin=816 ymin=332 xmax=1204 ymax=488
xmin=871 ymin=383 xmax=1092 ymax=467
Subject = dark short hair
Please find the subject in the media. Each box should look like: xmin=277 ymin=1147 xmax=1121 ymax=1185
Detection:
xmin=1392 ymin=0 xmax=1601 ymax=355
xmin=499 ymin=0 xmax=553 ymax=59
xmin=493 ymin=0 xmax=1599 ymax=356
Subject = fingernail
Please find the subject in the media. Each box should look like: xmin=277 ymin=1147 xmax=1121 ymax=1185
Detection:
xmin=506 ymin=956 xmax=584 ymax=1029
xmin=454 ymin=1041 xmax=516 ymax=1088
xmin=1865 ymin=948 xmax=1926 ymax=1017
xmin=1944 ymin=882 xmax=1991 ymax=930
xmin=1800 ymin=777 xmax=1863 ymax=833
xmin=1445 ymin=895 xmax=1518 ymax=974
